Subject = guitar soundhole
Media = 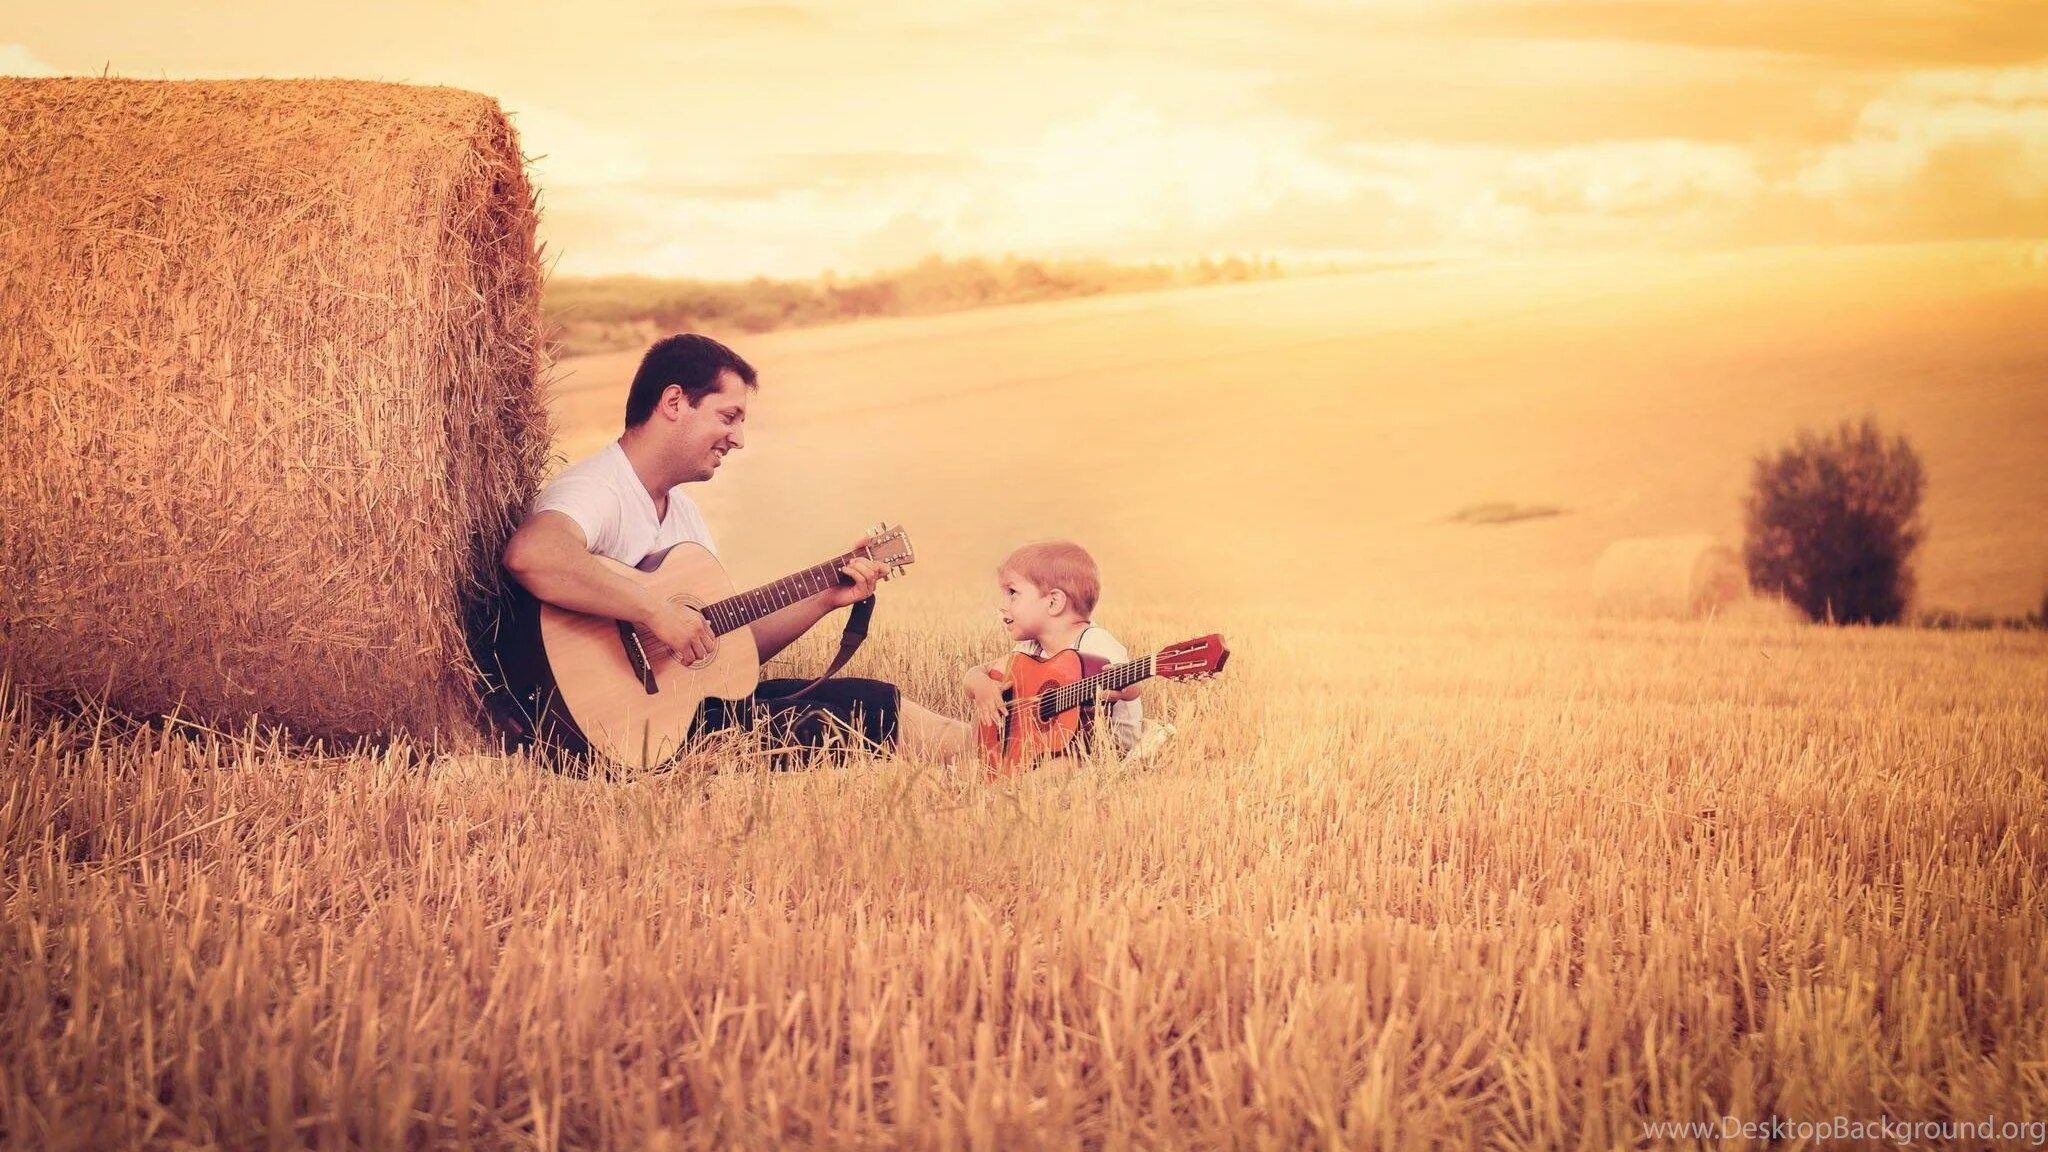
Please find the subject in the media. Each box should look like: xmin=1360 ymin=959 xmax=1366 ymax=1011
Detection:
xmin=670 ymin=597 xmax=717 ymax=671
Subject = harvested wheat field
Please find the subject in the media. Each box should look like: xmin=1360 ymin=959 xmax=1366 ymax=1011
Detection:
xmin=6 ymin=610 xmax=2046 ymax=1148
xmin=559 ymin=240 xmax=2048 ymax=624
xmin=5 ymin=242 xmax=2048 ymax=1148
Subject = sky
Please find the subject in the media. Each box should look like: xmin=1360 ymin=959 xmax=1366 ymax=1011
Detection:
xmin=5 ymin=1 xmax=2046 ymax=278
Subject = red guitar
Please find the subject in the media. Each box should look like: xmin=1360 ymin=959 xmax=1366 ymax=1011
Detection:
xmin=977 ymin=634 xmax=1229 ymax=774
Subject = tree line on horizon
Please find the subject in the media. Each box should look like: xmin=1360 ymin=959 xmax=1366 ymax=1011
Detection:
xmin=542 ymin=253 xmax=1286 ymax=355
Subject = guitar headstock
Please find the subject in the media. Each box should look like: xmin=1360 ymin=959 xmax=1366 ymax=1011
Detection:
xmin=1154 ymin=633 xmax=1229 ymax=681
xmin=860 ymin=523 xmax=916 ymax=576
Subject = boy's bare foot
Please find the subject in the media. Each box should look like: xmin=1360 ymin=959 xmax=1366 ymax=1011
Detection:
xmin=1127 ymin=720 xmax=1175 ymax=762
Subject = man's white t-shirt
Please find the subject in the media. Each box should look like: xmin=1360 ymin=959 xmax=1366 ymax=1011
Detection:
xmin=529 ymin=440 xmax=715 ymax=566
xmin=1015 ymin=625 xmax=1143 ymax=754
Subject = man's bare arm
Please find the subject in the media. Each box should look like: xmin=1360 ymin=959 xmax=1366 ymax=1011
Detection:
xmin=749 ymin=596 xmax=839 ymax=664
xmin=748 ymin=550 xmax=889 ymax=664
xmin=501 ymin=512 xmax=662 ymax=626
xmin=502 ymin=514 xmax=723 ymax=666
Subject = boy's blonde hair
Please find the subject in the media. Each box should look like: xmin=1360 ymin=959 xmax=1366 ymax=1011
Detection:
xmin=1000 ymin=540 xmax=1100 ymax=616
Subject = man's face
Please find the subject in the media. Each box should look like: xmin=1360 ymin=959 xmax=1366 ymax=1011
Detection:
xmin=664 ymin=371 xmax=750 ymax=482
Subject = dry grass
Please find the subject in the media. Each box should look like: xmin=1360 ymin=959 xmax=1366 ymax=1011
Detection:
xmin=0 ymin=78 xmax=549 ymax=747
xmin=4 ymin=602 xmax=2045 ymax=1149
xmin=5 ymin=241 xmax=2045 ymax=1147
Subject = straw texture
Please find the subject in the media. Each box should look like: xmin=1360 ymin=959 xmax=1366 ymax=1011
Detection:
xmin=0 ymin=78 xmax=550 ymax=746
xmin=1592 ymin=534 xmax=1749 ymax=619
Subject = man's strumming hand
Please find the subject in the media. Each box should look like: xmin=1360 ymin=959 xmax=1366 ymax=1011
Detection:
xmin=645 ymin=600 xmax=716 ymax=665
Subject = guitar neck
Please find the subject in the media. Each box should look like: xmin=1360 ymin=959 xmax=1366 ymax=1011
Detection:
xmin=700 ymin=552 xmax=859 ymax=635
xmin=1045 ymin=653 xmax=1157 ymax=716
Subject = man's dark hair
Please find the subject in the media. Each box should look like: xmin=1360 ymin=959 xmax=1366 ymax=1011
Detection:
xmin=624 ymin=333 xmax=757 ymax=428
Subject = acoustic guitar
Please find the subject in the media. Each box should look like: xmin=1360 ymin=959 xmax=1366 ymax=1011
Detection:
xmin=977 ymin=633 xmax=1229 ymax=774
xmin=490 ymin=527 xmax=915 ymax=770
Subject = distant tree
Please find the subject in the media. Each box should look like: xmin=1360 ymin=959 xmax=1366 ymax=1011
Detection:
xmin=825 ymin=278 xmax=898 ymax=319
xmin=1744 ymin=417 xmax=1926 ymax=624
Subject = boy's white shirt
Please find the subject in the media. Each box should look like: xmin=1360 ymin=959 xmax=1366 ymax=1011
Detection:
xmin=529 ymin=440 xmax=716 ymax=565
xmin=1014 ymin=625 xmax=1144 ymax=754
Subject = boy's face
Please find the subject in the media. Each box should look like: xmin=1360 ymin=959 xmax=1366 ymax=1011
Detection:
xmin=997 ymin=569 xmax=1064 ymax=643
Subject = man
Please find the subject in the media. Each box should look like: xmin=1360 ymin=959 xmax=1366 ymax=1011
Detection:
xmin=501 ymin=333 xmax=968 ymax=761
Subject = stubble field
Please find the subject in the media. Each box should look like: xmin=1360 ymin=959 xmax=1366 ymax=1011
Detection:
xmin=5 ymin=242 xmax=2047 ymax=1149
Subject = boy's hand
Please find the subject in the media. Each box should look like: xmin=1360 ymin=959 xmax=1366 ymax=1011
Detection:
xmin=965 ymin=672 xmax=1008 ymax=729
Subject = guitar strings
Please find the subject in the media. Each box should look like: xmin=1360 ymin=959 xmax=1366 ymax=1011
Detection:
xmin=1004 ymin=640 xmax=1216 ymax=718
xmin=624 ymin=540 xmax=1202 ymax=721
xmin=999 ymin=653 xmax=1160 ymax=720
xmin=698 ymin=557 xmax=852 ymax=637
xmin=632 ymin=547 xmax=880 ymax=663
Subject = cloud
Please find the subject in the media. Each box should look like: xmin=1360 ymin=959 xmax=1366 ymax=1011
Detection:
xmin=490 ymin=3 xmax=2048 ymax=274
xmin=541 ymin=181 xmax=947 ymax=279
xmin=0 ymin=44 xmax=62 ymax=76
xmin=1501 ymin=140 xmax=1762 ymax=219
xmin=501 ymin=100 xmax=649 ymax=190
xmin=1471 ymin=0 xmax=2048 ymax=68
xmin=958 ymin=99 xmax=1363 ymax=255
xmin=1302 ymin=138 xmax=1764 ymax=252
xmin=703 ymin=4 xmax=823 ymax=29
xmin=1268 ymin=40 xmax=1879 ymax=147
xmin=1794 ymin=65 xmax=2048 ymax=194
xmin=1781 ymin=65 xmax=2048 ymax=240
xmin=633 ymin=153 xmax=982 ymax=202
xmin=538 ymin=99 xmax=1373 ymax=276
xmin=537 ymin=105 xmax=1781 ymax=277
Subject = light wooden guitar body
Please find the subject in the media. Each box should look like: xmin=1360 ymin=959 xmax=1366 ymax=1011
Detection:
xmin=537 ymin=543 xmax=758 ymax=770
xmin=977 ymin=649 xmax=1093 ymax=776
xmin=487 ymin=526 xmax=917 ymax=772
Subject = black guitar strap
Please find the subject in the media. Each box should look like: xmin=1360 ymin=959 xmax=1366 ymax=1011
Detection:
xmin=763 ymin=594 xmax=876 ymax=700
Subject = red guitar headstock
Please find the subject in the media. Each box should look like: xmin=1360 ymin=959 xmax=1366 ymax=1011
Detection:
xmin=1154 ymin=634 xmax=1229 ymax=681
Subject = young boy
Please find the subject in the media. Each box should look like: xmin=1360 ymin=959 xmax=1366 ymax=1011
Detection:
xmin=963 ymin=540 xmax=1146 ymax=756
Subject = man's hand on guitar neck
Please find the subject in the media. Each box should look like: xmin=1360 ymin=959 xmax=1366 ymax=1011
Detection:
xmin=749 ymin=536 xmax=894 ymax=662
xmin=823 ymin=548 xmax=890 ymax=609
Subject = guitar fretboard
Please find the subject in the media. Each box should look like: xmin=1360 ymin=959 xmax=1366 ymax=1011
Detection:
xmin=701 ymin=552 xmax=858 ymax=635
xmin=1015 ymin=654 xmax=1158 ymax=720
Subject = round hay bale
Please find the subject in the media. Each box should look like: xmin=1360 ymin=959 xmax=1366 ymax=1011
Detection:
xmin=0 ymin=78 xmax=551 ymax=747
xmin=1592 ymin=534 xmax=1749 ymax=619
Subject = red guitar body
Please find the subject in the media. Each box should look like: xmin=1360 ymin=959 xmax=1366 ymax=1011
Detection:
xmin=976 ymin=648 xmax=1104 ymax=777
xmin=973 ymin=632 xmax=1229 ymax=778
